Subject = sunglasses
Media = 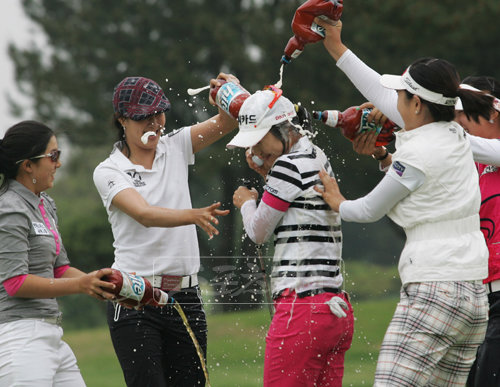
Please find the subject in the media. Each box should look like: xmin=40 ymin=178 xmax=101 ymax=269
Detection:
xmin=263 ymin=85 xmax=283 ymax=109
xmin=16 ymin=150 xmax=62 ymax=164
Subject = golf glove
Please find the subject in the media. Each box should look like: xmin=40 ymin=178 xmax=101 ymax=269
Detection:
xmin=325 ymin=296 xmax=348 ymax=318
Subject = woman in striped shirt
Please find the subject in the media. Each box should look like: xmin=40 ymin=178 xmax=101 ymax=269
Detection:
xmin=229 ymin=88 xmax=353 ymax=387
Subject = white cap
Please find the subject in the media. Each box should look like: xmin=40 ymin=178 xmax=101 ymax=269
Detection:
xmin=380 ymin=66 xmax=458 ymax=106
xmin=226 ymin=89 xmax=296 ymax=149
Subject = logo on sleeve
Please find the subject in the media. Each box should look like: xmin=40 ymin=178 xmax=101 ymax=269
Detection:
xmin=168 ymin=128 xmax=184 ymax=137
xmin=264 ymin=184 xmax=279 ymax=196
xmin=32 ymin=222 xmax=50 ymax=235
xmin=392 ymin=161 xmax=406 ymax=177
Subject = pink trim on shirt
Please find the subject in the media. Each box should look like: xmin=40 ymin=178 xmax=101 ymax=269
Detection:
xmin=39 ymin=199 xmax=61 ymax=255
xmin=3 ymin=274 xmax=28 ymax=296
xmin=54 ymin=265 xmax=70 ymax=278
xmin=262 ymin=191 xmax=290 ymax=212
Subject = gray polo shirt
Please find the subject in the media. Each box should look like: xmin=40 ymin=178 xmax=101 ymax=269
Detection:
xmin=0 ymin=180 xmax=70 ymax=324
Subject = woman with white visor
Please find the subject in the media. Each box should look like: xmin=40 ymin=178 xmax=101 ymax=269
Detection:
xmin=313 ymin=17 xmax=500 ymax=387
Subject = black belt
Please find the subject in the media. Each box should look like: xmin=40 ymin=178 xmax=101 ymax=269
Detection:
xmin=274 ymin=287 xmax=341 ymax=299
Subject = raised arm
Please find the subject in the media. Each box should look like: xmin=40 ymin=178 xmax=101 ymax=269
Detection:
xmin=469 ymin=135 xmax=500 ymax=166
xmin=190 ymin=73 xmax=239 ymax=153
xmin=315 ymin=18 xmax=404 ymax=128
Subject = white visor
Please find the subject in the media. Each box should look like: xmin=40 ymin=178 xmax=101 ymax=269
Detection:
xmin=380 ymin=66 xmax=458 ymax=106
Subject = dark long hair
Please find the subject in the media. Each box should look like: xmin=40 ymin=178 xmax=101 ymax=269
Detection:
xmin=0 ymin=121 xmax=54 ymax=189
xmin=404 ymin=58 xmax=494 ymax=122
xmin=112 ymin=112 xmax=131 ymax=157
xmin=461 ymin=75 xmax=500 ymax=123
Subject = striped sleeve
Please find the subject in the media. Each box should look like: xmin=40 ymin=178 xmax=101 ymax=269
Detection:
xmin=265 ymin=159 xmax=304 ymax=203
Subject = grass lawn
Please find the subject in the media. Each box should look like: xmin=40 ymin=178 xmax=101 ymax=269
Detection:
xmin=65 ymin=296 xmax=397 ymax=387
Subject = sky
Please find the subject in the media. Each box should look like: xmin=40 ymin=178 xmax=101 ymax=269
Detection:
xmin=0 ymin=1 xmax=35 ymax=137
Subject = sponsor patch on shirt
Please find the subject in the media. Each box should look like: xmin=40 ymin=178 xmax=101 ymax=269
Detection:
xmin=482 ymin=165 xmax=498 ymax=175
xmin=32 ymin=222 xmax=50 ymax=235
xmin=264 ymin=184 xmax=279 ymax=196
xmin=392 ymin=161 xmax=406 ymax=177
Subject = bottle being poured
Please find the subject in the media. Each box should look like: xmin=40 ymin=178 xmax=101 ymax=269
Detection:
xmin=312 ymin=106 xmax=398 ymax=146
xmin=280 ymin=0 xmax=343 ymax=66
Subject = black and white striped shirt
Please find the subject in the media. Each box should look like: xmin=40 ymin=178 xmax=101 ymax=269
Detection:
xmin=243 ymin=136 xmax=343 ymax=295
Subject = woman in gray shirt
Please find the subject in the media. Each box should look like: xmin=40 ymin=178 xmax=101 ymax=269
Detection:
xmin=0 ymin=121 xmax=115 ymax=386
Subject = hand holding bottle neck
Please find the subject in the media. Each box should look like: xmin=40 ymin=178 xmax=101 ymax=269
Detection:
xmin=314 ymin=18 xmax=347 ymax=61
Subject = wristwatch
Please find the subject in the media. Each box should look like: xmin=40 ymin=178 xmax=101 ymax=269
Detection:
xmin=372 ymin=147 xmax=389 ymax=161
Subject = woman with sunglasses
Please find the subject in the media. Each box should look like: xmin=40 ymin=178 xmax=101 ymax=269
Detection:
xmin=230 ymin=89 xmax=354 ymax=387
xmin=0 ymin=120 xmax=116 ymax=386
xmin=312 ymin=17 xmax=500 ymax=387
xmin=93 ymin=74 xmax=238 ymax=386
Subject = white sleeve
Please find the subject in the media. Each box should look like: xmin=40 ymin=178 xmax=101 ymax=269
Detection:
xmin=165 ymin=126 xmax=195 ymax=165
xmin=339 ymin=173 xmax=414 ymax=223
xmin=93 ymin=164 xmax=133 ymax=211
xmin=468 ymin=134 xmax=500 ymax=166
xmin=240 ymin=200 xmax=285 ymax=244
xmin=336 ymin=49 xmax=404 ymax=128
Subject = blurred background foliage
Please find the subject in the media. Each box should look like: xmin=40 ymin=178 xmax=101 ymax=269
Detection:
xmin=8 ymin=0 xmax=500 ymax=326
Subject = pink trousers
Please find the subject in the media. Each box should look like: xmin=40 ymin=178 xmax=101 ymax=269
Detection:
xmin=264 ymin=290 xmax=354 ymax=387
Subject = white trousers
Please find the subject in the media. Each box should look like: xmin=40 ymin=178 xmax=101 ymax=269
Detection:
xmin=0 ymin=319 xmax=86 ymax=386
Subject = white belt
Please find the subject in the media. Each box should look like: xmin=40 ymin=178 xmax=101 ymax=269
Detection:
xmin=486 ymin=279 xmax=500 ymax=294
xmin=25 ymin=315 xmax=62 ymax=325
xmin=144 ymin=274 xmax=198 ymax=290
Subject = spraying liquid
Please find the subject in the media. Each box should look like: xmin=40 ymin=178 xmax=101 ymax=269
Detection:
xmin=173 ymin=301 xmax=211 ymax=386
xmin=187 ymin=85 xmax=210 ymax=96
xmin=274 ymin=64 xmax=284 ymax=89
xmin=141 ymin=131 xmax=157 ymax=145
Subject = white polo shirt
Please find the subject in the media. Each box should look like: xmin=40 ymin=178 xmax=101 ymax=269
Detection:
xmin=93 ymin=127 xmax=200 ymax=276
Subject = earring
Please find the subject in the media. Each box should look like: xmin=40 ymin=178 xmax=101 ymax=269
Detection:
xmin=415 ymin=110 xmax=419 ymax=114
xmin=32 ymin=178 xmax=37 ymax=184
xmin=489 ymin=119 xmax=495 ymax=124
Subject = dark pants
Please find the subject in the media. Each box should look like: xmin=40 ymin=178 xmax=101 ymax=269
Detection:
xmin=107 ymin=286 xmax=207 ymax=387
xmin=467 ymin=290 xmax=500 ymax=387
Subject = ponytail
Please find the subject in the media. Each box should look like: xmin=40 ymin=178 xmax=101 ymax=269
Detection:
xmin=457 ymin=88 xmax=494 ymax=124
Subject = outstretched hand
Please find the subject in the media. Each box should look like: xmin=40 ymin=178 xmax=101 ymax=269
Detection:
xmin=192 ymin=202 xmax=229 ymax=239
xmin=314 ymin=170 xmax=345 ymax=212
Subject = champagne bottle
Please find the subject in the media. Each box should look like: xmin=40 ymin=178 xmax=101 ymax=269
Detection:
xmin=312 ymin=107 xmax=397 ymax=146
xmin=101 ymin=269 xmax=172 ymax=309
xmin=281 ymin=0 xmax=343 ymax=65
